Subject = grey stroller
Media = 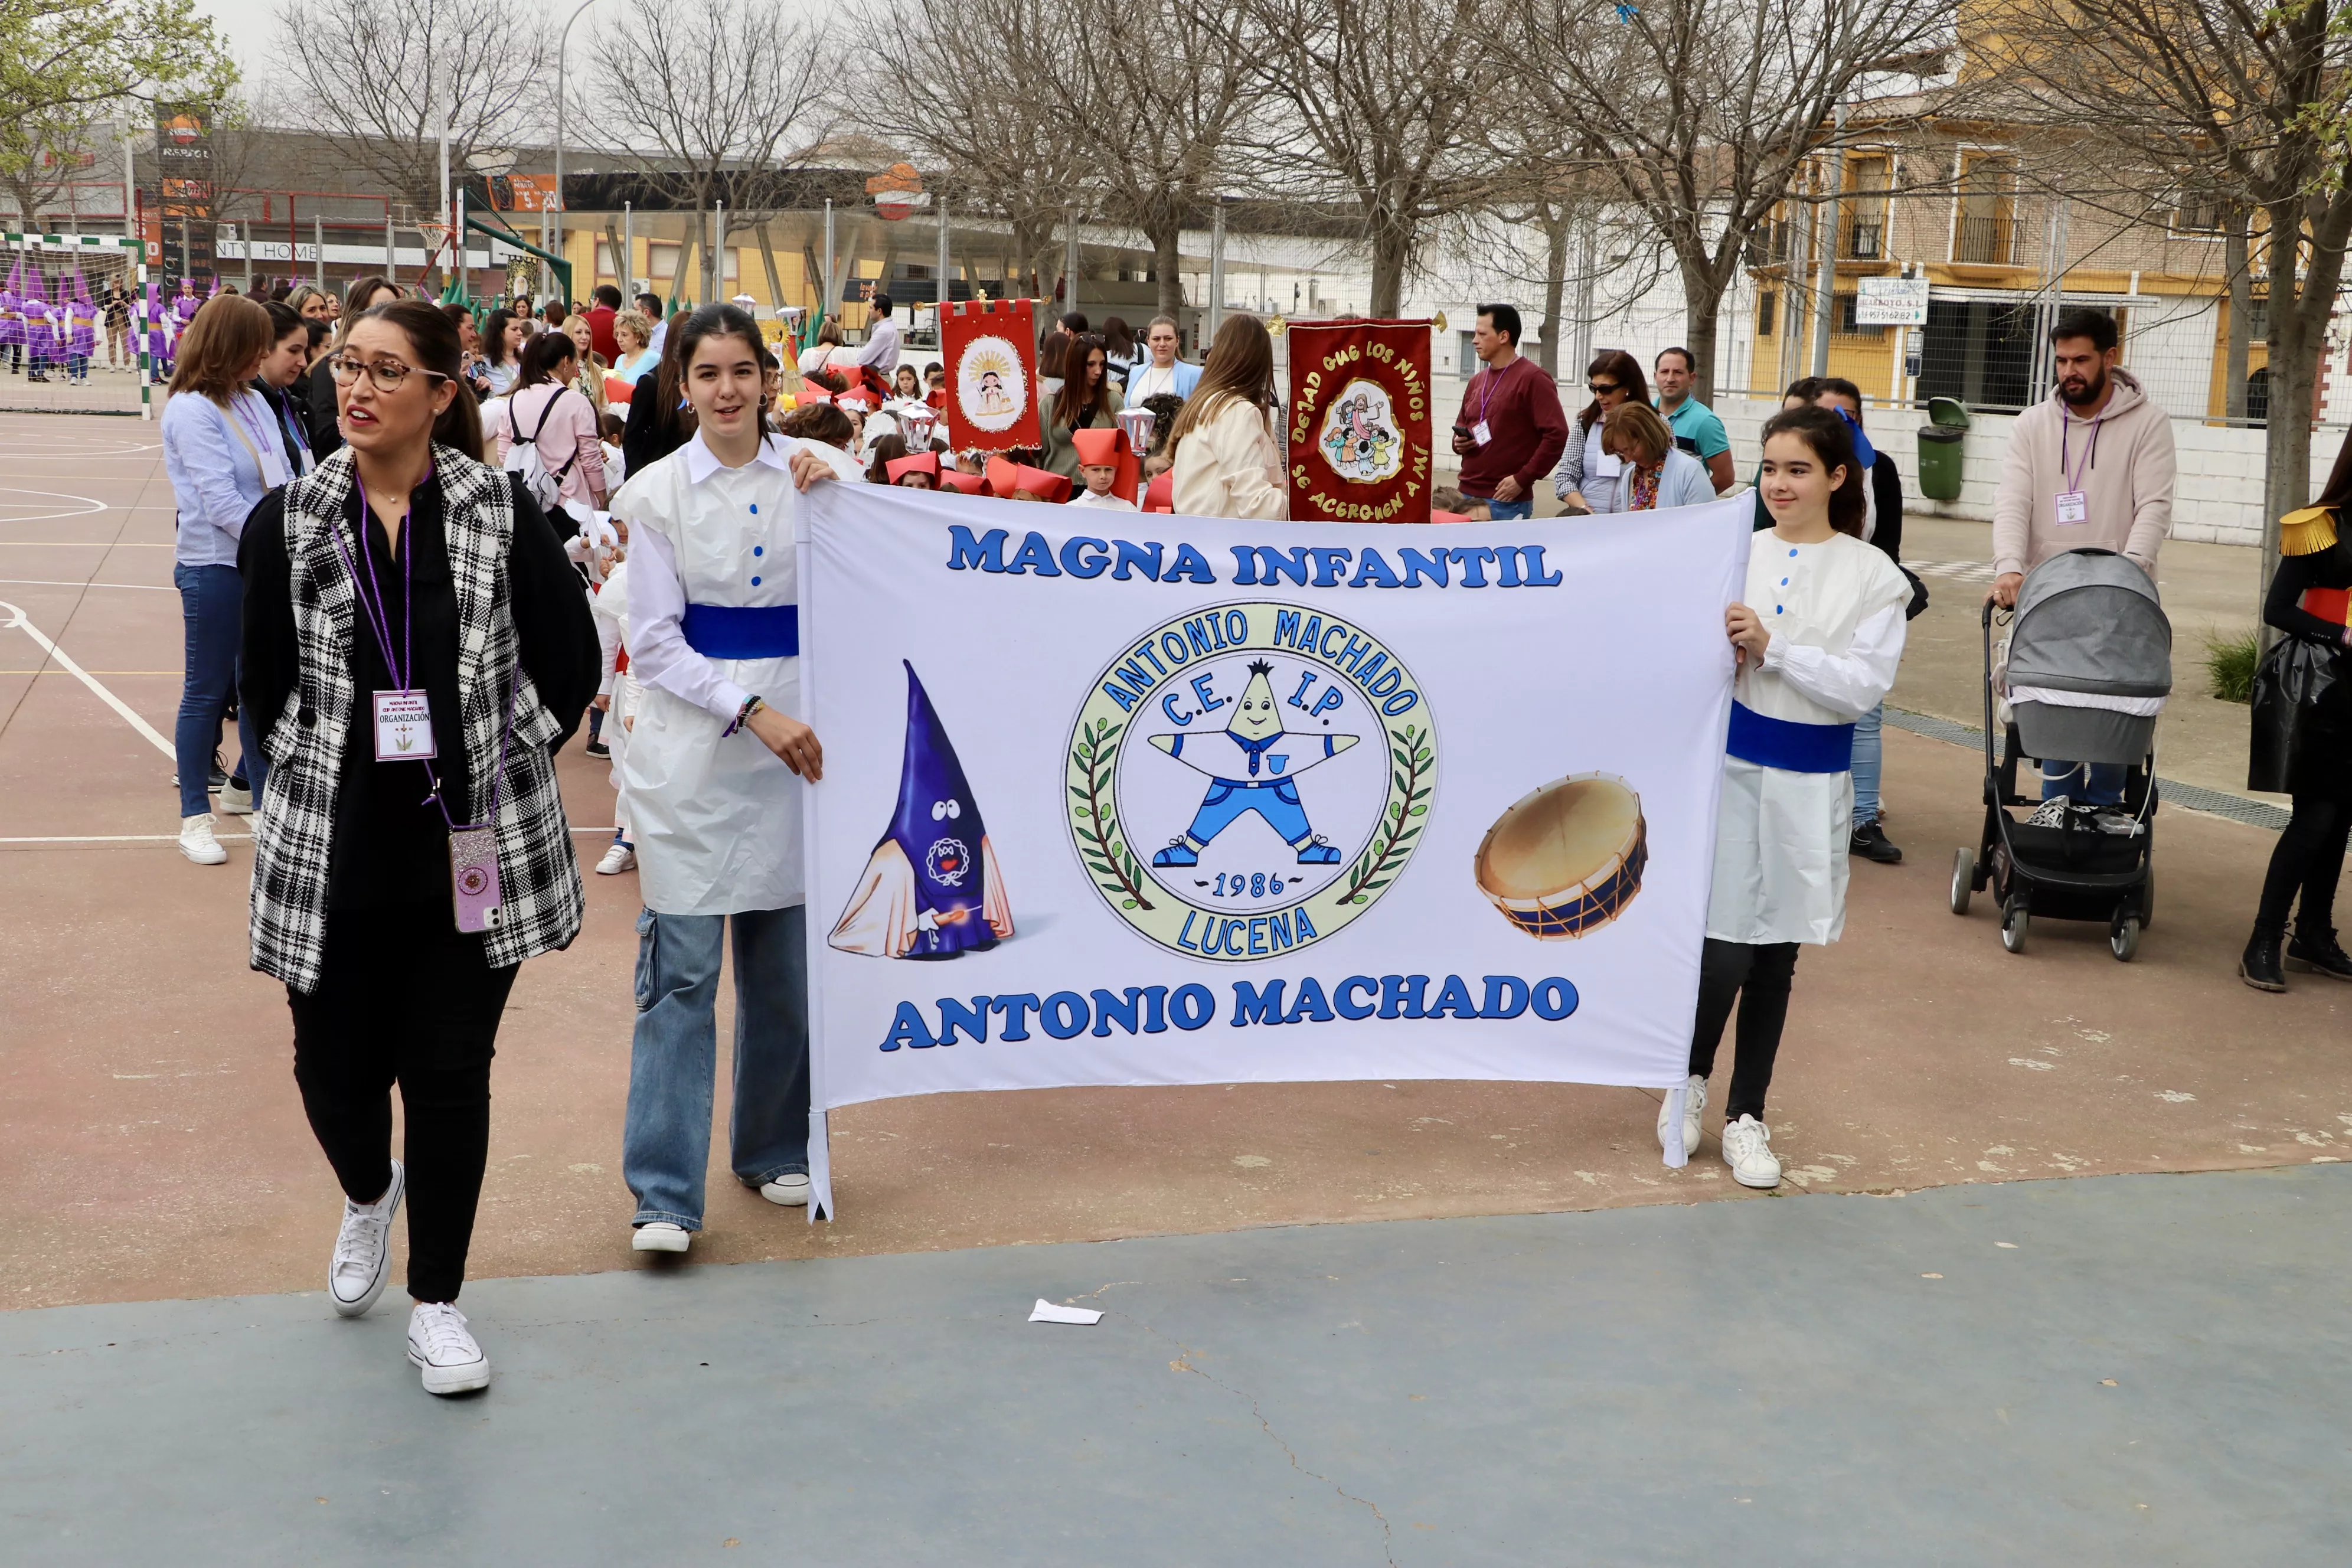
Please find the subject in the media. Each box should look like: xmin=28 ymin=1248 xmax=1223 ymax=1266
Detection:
xmin=1952 ymin=548 xmax=2173 ymax=960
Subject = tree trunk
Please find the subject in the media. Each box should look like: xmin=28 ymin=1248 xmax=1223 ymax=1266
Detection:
xmin=1151 ymin=218 xmax=1184 ymax=323
xmin=2224 ymin=207 xmax=2250 ymax=423
xmin=1368 ymin=218 xmax=1410 ymax=319
xmin=757 ymin=221 xmax=787 ymax=318
xmin=1535 ymin=205 xmax=1570 ymax=378
xmin=2259 ymin=200 xmax=2351 ymax=619
xmin=1680 ymin=256 xmax=1732 ymax=409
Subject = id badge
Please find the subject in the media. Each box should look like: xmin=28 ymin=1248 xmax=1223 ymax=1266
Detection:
xmin=2054 ymin=490 xmax=2089 ymax=525
xmin=373 ymin=690 xmax=436 ymax=760
xmin=1472 ymin=419 xmax=1493 ymax=446
xmin=448 ymin=826 xmax=502 ymax=933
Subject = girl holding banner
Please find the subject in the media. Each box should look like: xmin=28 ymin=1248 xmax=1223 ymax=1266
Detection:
xmin=610 ymin=303 xmax=843 ymax=1255
xmin=1671 ymin=405 xmax=1909 ymax=1190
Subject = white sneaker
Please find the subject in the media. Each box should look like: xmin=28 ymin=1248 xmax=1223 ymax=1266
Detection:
xmin=594 ymin=840 xmax=636 ymax=875
xmin=328 ymin=1161 xmax=404 ymax=1318
xmin=216 ymin=779 xmax=254 ymax=815
xmin=1658 ymin=1075 xmax=1706 ymax=1155
xmin=1721 ymin=1115 xmax=1781 ymax=1189
xmin=407 ymin=1302 xmax=490 ymax=1395
xmin=2026 ymin=796 xmax=2070 ymax=829
xmin=632 ymin=1221 xmax=691 ymax=1252
xmin=760 ymin=1172 xmax=811 ymax=1207
xmin=178 ymin=812 xmax=227 ymax=864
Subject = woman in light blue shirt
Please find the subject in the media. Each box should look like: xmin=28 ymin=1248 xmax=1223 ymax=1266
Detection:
xmin=162 ymin=293 xmax=283 ymax=864
xmin=1596 ymin=401 xmax=1719 ymax=513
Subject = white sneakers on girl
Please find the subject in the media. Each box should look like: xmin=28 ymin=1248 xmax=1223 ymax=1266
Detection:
xmin=760 ymin=1173 xmax=811 ymax=1207
xmin=407 ymin=1302 xmax=490 ymax=1395
xmin=1721 ymin=1115 xmax=1782 ymax=1189
xmin=329 ymin=1161 xmax=405 ymax=1317
xmin=594 ymin=839 xmax=636 ymax=875
xmin=178 ymin=813 xmax=227 ymax=864
xmin=632 ymin=1221 xmax=691 ymax=1252
xmin=1657 ymin=1076 xmax=1706 ymax=1155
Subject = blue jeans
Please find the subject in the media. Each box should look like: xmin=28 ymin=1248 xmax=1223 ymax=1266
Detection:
xmin=623 ymin=904 xmax=809 ymax=1230
xmin=1482 ymin=496 xmax=1534 ymax=520
xmin=1850 ymin=701 xmax=1883 ymax=829
xmin=174 ymin=563 xmax=263 ymax=818
xmin=2041 ymin=760 xmax=2126 ymax=806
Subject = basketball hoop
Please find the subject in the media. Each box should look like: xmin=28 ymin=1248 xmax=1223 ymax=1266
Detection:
xmin=417 ymin=220 xmax=452 ymax=263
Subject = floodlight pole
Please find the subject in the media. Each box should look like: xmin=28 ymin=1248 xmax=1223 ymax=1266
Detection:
xmin=553 ymin=0 xmax=596 ymax=285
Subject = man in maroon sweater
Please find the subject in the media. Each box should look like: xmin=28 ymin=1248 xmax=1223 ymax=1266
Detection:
xmin=583 ymin=283 xmax=623 ymax=364
xmin=1450 ymin=303 xmax=1569 ymax=519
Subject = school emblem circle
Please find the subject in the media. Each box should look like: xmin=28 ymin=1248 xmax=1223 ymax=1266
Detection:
xmin=1065 ymin=600 xmax=1437 ymax=960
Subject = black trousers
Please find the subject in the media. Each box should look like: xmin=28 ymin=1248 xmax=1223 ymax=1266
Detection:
xmin=2257 ymin=783 xmax=2352 ymax=938
xmin=287 ymin=903 xmax=519 ymax=1304
xmin=1687 ymin=939 xmax=1800 ymax=1124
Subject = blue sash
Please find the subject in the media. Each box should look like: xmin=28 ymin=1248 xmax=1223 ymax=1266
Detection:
xmin=681 ymin=603 xmax=799 ymax=659
xmin=1726 ymin=701 xmax=1854 ymax=773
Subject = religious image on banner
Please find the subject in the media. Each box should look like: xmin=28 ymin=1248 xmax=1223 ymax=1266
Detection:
xmin=1285 ymin=318 xmax=1435 ymax=523
xmin=829 ymin=661 xmax=1015 ymax=960
xmin=942 ymin=297 xmax=1041 ymax=454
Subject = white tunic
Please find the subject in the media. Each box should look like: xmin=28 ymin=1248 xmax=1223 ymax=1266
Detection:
xmin=610 ymin=432 xmax=809 ymax=916
xmin=1707 ymin=530 xmax=1910 ymax=946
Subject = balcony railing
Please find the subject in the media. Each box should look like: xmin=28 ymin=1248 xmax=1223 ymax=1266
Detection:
xmin=1954 ymin=214 xmax=2014 ymax=266
xmin=1844 ymin=218 xmax=1884 ymax=260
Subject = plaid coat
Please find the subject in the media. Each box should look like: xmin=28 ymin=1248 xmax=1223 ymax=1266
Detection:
xmin=248 ymin=444 xmax=584 ymax=993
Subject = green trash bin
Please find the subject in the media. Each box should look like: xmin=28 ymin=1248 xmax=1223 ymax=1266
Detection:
xmin=1916 ymin=396 xmax=1971 ymax=502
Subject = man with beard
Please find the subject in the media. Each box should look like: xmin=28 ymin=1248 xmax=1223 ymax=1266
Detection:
xmin=1990 ymin=307 xmax=2174 ymax=821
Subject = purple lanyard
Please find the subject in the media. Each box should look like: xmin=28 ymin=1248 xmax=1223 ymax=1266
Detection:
xmin=1476 ymin=358 xmax=1515 ymax=424
xmin=2060 ymin=413 xmax=2103 ymax=492
xmin=327 ymin=504 xmax=521 ymax=832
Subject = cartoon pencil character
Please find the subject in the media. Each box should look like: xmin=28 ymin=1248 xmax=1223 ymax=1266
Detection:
xmin=1148 ymin=659 xmax=1358 ymax=868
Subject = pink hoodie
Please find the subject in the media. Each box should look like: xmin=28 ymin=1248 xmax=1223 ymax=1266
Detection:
xmin=1991 ymin=368 xmax=2174 ymax=580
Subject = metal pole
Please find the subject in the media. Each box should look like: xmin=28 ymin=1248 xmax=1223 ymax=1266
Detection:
xmin=936 ymin=197 xmax=949 ymax=330
xmin=386 ymin=210 xmax=396 ymax=288
xmin=438 ymin=114 xmax=451 ymax=292
xmin=314 ymin=214 xmax=325 ymax=293
xmin=555 ymin=0 xmax=594 ymax=284
xmin=122 ymin=129 xmax=136 ymax=250
xmin=1809 ymin=103 xmax=1847 ymax=380
xmin=1208 ymin=199 xmax=1226 ymax=343
xmin=457 ymin=187 xmax=467 ymax=299
xmin=622 ymin=201 xmax=633 ymax=296
xmin=711 ymin=197 xmax=723 ymax=305
xmin=241 ymin=225 xmax=253 ymax=292
xmin=822 ymin=198 xmax=835 ymax=322
xmin=1064 ymin=208 xmax=1079 ymax=321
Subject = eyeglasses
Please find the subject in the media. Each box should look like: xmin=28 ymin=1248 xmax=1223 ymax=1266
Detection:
xmin=328 ymin=354 xmax=452 ymax=393
xmin=1588 ymin=381 xmax=1624 ymax=396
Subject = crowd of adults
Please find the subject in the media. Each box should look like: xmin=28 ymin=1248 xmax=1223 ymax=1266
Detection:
xmin=141 ymin=265 xmax=2350 ymax=1398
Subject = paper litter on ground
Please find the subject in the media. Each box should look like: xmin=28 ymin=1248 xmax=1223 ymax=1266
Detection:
xmin=1028 ymin=1299 xmax=1104 ymax=1325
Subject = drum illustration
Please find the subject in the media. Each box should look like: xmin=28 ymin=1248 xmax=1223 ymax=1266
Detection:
xmin=1474 ymin=773 xmax=1647 ymax=939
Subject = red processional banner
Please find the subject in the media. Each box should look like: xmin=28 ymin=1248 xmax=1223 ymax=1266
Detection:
xmin=1284 ymin=318 xmax=1435 ymax=524
xmin=942 ymin=298 xmax=1042 ymax=455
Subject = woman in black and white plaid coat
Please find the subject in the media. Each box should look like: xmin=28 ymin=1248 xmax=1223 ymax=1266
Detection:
xmin=239 ymin=299 xmax=598 ymax=1397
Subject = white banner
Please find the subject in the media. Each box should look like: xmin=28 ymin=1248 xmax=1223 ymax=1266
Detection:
xmin=799 ymin=487 xmax=1753 ymax=1215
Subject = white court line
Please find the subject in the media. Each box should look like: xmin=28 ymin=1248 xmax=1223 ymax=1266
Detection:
xmin=1 ymin=827 xmax=619 ymax=845
xmin=0 ymin=599 xmax=174 ymax=757
xmin=0 ymin=579 xmax=173 ymax=592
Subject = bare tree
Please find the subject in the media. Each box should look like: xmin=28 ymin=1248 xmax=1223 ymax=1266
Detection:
xmin=597 ymin=0 xmax=832 ymax=306
xmin=859 ymin=0 xmax=1087 ymax=314
xmin=1994 ymin=0 xmax=2352 ymax=588
xmin=1065 ymin=0 xmax=1259 ymax=320
xmin=1230 ymin=0 xmax=1494 ymax=318
xmin=1513 ymin=0 xmax=1955 ymax=404
xmin=272 ymin=0 xmax=549 ymax=221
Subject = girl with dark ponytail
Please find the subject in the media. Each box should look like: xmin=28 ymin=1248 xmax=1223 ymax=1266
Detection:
xmin=1664 ymin=402 xmax=1911 ymax=1191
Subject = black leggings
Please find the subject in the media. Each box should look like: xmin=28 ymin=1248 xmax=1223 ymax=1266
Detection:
xmin=2257 ymin=786 xmax=2352 ymax=937
xmin=1688 ymin=939 xmax=1799 ymax=1124
xmin=287 ymin=903 xmax=519 ymax=1304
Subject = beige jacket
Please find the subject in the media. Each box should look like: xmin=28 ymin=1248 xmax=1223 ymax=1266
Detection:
xmin=1991 ymin=368 xmax=2173 ymax=579
xmin=1171 ymin=397 xmax=1287 ymax=520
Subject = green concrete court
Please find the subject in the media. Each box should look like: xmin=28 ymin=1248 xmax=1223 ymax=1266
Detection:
xmin=5 ymin=1164 xmax=2347 ymax=1564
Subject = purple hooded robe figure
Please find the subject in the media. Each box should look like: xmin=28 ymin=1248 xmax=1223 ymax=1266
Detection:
xmin=0 ymin=257 xmax=24 ymax=367
xmin=146 ymin=282 xmax=172 ymax=370
xmin=827 ymin=661 xmax=1014 ymax=959
xmin=22 ymin=268 xmax=53 ymax=373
